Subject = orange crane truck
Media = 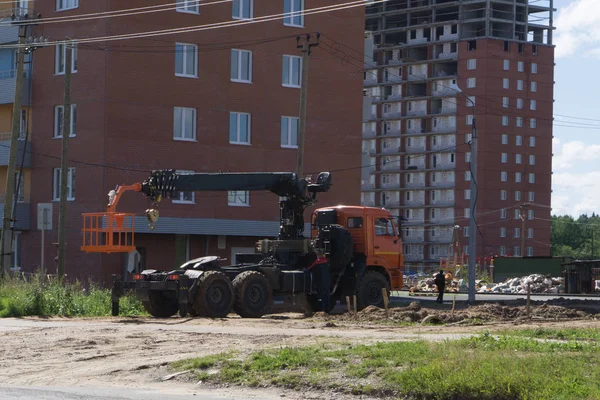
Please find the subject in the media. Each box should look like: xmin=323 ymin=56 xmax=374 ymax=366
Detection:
xmin=81 ymin=170 xmax=404 ymax=318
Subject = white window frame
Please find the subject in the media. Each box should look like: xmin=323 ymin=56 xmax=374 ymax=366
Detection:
xmin=531 ymin=63 xmax=538 ymax=74
xmin=176 ymin=0 xmax=200 ymax=14
xmin=282 ymin=55 xmax=302 ymax=88
xmin=503 ymin=59 xmax=510 ymax=70
xmin=466 ymin=115 xmax=474 ymax=125
xmin=500 ymin=209 xmax=507 ymax=219
xmin=175 ymin=43 xmax=198 ymax=78
xmin=466 ymin=152 xmax=471 ymax=162
xmin=231 ymin=49 xmax=253 ymax=83
xmin=502 ymin=116 xmax=508 ymax=126
xmin=500 ymin=246 xmax=506 ymax=256
xmin=518 ymin=61 xmax=524 ymax=72
xmin=501 ymin=153 xmax=507 ymax=163
xmin=515 ymin=172 xmax=521 ymax=183
xmin=232 ymin=0 xmax=253 ymax=19
xmin=514 ymin=228 xmax=520 ymax=238
xmin=229 ymin=112 xmax=251 ymax=145
xmin=173 ymin=107 xmax=197 ymax=141
xmin=515 ymin=209 xmax=521 ymax=220
xmin=515 ymin=190 xmax=521 ymax=201
xmin=283 ymin=0 xmax=304 ymax=27
xmin=530 ymin=136 xmax=536 ymax=147
xmin=514 ymin=247 xmax=521 ymax=257
xmin=529 ymin=155 xmax=535 ymax=165
xmin=500 ymin=189 xmax=507 ymax=200
xmin=516 ymin=154 xmax=522 ymax=164
xmin=501 ymin=171 xmax=507 ymax=182
xmin=228 ymin=190 xmax=250 ymax=207
xmin=502 ymin=97 xmax=509 ymax=108
xmin=503 ymin=78 xmax=509 ymax=89
xmin=530 ymin=118 xmax=537 ymax=129
xmin=465 ymin=133 xmax=472 ymax=143
xmin=500 ymin=227 xmax=506 ymax=238
xmin=527 ymin=247 xmax=534 ymax=257
xmin=517 ymin=98 xmax=523 ymax=109
xmin=529 ymin=173 xmax=535 ymax=184
xmin=172 ymin=170 xmax=196 ymax=204
xmin=464 ymin=227 xmax=470 ymax=237
xmin=464 ymin=208 xmax=470 ymax=218
xmin=53 ymin=167 xmax=75 ymax=201
xmin=467 ymin=59 xmax=476 ymax=70
xmin=528 ymin=228 xmax=534 ymax=238
xmin=467 ymin=77 xmax=476 ymax=88
xmin=502 ymin=134 xmax=508 ymax=145
xmin=529 ymin=192 xmax=535 ymax=202
xmin=53 ymin=104 xmax=77 ymax=138
xmin=530 ymin=99 xmax=536 ymax=110
xmin=528 ymin=209 xmax=534 ymax=220
xmin=516 ymin=117 xmax=523 ymax=127
xmin=281 ymin=116 xmax=299 ymax=148
xmin=55 ymin=42 xmax=77 ymax=75
xmin=517 ymin=80 xmax=524 ymax=91
xmin=56 ymin=0 xmax=78 ymax=12
xmin=465 ymin=171 xmax=471 ymax=181
xmin=531 ymin=81 xmax=537 ymax=92
xmin=464 ymin=189 xmax=471 ymax=200
xmin=466 ymin=96 xmax=476 ymax=106
xmin=516 ymin=135 xmax=522 ymax=146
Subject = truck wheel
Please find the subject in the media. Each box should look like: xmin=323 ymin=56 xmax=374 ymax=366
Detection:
xmin=143 ymin=291 xmax=179 ymax=318
xmin=356 ymin=270 xmax=390 ymax=311
xmin=193 ymin=271 xmax=234 ymax=318
xmin=232 ymin=271 xmax=273 ymax=318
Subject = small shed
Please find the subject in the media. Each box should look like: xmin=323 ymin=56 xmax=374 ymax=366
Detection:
xmin=561 ymin=260 xmax=600 ymax=294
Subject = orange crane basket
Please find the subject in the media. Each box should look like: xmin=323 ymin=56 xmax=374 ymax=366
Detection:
xmin=81 ymin=212 xmax=136 ymax=253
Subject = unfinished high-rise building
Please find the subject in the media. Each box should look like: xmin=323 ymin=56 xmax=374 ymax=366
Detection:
xmin=361 ymin=0 xmax=555 ymax=272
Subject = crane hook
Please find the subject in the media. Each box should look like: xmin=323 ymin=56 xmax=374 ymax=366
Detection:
xmin=146 ymin=209 xmax=159 ymax=230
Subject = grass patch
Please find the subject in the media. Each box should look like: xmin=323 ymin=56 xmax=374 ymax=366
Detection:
xmin=0 ymin=274 xmax=146 ymax=317
xmin=173 ymin=333 xmax=600 ymax=399
xmin=499 ymin=327 xmax=600 ymax=342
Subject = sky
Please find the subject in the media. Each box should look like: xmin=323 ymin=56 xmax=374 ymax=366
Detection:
xmin=550 ymin=0 xmax=600 ymax=217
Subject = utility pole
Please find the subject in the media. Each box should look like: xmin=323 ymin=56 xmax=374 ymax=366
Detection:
xmin=467 ymin=99 xmax=477 ymax=304
xmin=57 ymin=40 xmax=73 ymax=280
xmin=0 ymin=15 xmax=28 ymax=277
xmin=520 ymin=205 xmax=526 ymax=257
xmin=295 ymin=33 xmax=319 ymax=178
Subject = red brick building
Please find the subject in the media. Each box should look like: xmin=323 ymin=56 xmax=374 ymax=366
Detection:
xmin=20 ymin=0 xmax=365 ymax=283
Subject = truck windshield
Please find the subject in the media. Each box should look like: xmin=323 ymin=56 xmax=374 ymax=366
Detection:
xmin=375 ymin=218 xmax=395 ymax=236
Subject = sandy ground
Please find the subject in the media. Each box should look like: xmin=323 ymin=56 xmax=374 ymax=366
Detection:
xmin=1 ymin=300 xmax=599 ymax=399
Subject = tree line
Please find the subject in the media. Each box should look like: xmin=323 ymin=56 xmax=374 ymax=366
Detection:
xmin=551 ymin=214 xmax=600 ymax=259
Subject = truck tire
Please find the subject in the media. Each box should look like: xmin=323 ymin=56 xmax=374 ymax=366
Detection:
xmin=143 ymin=291 xmax=179 ymax=318
xmin=193 ymin=271 xmax=234 ymax=318
xmin=232 ymin=271 xmax=273 ymax=318
xmin=356 ymin=270 xmax=390 ymax=311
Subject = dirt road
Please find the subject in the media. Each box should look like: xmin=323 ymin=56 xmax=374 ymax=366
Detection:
xmin=1 ymin=302 xmax=598 ymax=399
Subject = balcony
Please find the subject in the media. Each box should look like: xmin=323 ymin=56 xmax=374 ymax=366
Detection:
xmin=382 ymin=112 xmax=403 ymax=120
xmin=404 ymin=253 xmax=423 ymax=261
xmin=0 ymin=133 xmax=31 ymax=167
xmin=361 ymin=200 xmax=375 ymax=207
xmin=361 ymin=182 xmax=376 ymax=190
xmin=0 ymin=69 xmax=31 ymax=105
xmin=0 ymin=9 xmax=21 ymax=44
xmin=363 ymin=128 xmax=376 ymax=138
xmin=0 ymin=197 xmax=31 ymax=230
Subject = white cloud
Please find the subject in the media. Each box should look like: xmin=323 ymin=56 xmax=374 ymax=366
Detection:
xmin=552 ymin=140 xmax=600 ymax=170
xmin=555 ymin=0 xmax=600 ymax=58
xmin=552 ymin=171 xmax=600 ymax=216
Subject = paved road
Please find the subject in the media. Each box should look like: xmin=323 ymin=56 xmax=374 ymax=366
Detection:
xmin=0 ymin=386 xmax=256 ymax=400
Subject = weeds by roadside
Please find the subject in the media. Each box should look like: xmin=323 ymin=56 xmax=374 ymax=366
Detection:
xmin=172 ymin=331 xmax=600 ymax=399
xmin=0 ymin=274 xmax=146 ymax=317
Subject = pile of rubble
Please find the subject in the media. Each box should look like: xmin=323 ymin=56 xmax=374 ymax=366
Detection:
xmin=405 ymin=273 xmax=564 ymax=294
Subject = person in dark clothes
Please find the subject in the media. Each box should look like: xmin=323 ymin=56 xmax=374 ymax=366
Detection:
xmin=307 ymin=246 xmax=331 ymax=312
xmin=434 ymin=270 xmax=446 ymax=303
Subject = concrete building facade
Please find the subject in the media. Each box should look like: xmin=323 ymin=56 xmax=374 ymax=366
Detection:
xmin=362 ymin=0 xmax=555 ymax=272
xmin=2 ymin=0 xmax=365 ymax=283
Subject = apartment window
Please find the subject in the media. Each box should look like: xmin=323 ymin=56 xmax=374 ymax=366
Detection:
xmin=173 ymin=170 xmax=195 ymax=204
xmin=531 ymin=81 xmax=537 ymax=92
xmin=528 ymin=209 xmax=534 ymax=220
xmin=515 ymin=191 xmax=521 ymax=201
xmin=282 ymin=55 xmax=301 ymax=87
xmin=464 ymin=208 xmax=470 ymax=218
xmin=500 ymin=209 xmax=507 ymax=219
xmin=500 ymin=227 xmax=506 ymax=238
xmin=518 ymin=61 xmax=524 ymax=72
xmin=517 ymin=98 xmax=523 ymax=109
xmin=232 ymin=0 xmax=253 ymax=19
xmin=500 ymin=246 xmax=506 ymax=256
xmin=532 ymin=44 xmax=538 ymax=55
xmin=529 ymin=192 xmax=535 ymax=202
xmin=176 ymin=0 xmax=200 ymax=14
xmin=228 ymin=190 xmax=250 ymax=206
xmin=531 ymin=63 xmax=538 ymax=74
xmin=175 ymin=43 xmax=198 ymax=77
xmin=503 ymin=78 xmax=509 ymax=89
xmin=527 ymin=247 xmax=534 ymax=257
xmin=281 ymin=116 xmax=299 ymax=148
xmin=468 ymin=40 xmax=476 ymax=51
xmin=406 ymin=191 xmax=412 ymax=201
xmin=465 ymin=171 xmax=471 ymax=181
xmin=517 ymin=80 xmax=524 ymax=91
xmin=53 ymin=167 xmax=75 ymax=201
xmin=467 ymin=77 xmax=476 ymax=88
xmin=503 ymin=59 xmax=510 ymax=70
xmin=231 ymin=49 xmax=252 ymax=83
xmin=515 ymin=172 xmax=521 ymax=183
xmin=54 ymin=104 xmax=77 ymax=138
xmin=465 ymin=133 xmax=472 ymax=143
xmin=56 ymin=0 xmax=77 ymax=11
xmin=500 ymin=190 xmax=507 ymax=200
xmin=514 ymin=228 xmax=520 ymax=238
xmin=464 ymin=189 xmax=471 ymax=200
xmin=466 ymin=115 xmax=474 ymax=125
xmin=516 ymin=135 xmax=522 ymax=146
xmin=530 ymin=136 xmax=536 ymax=147
xmin=55 ymin=42 xmax=78 ymax=74
xmin=501 ymin=153 xmax=507 ymax=163
xmin=504 ymin=41 xmax=510 ymax=51
xmin=530 ymin=100 xmax=537 ymax=110
xmin=502 ymin=116 xmax=508 ymax=126
xmin=464 ymin=227 xmax=470 ymax=237
xmin=466 ymin=96 xmax=476 ymax=107
xmin=229 ymin=112 xmax=251 ymax=145
xmin=467 ymin=59 xmax=476 ymax=70
xmin=515 ymin=209 xmax=520 ymax=220
xmin=502 ymin=97 xmax=509 ymax=108
xmin=501 ymin=171 xmax=507 ymax=182
xmin=529 ymin=173 xmax=535 ymax=183
xmin=171 ymin=108 xmax=199 ymax=144
xmin=502 ymin=134 xmax=508 ymax=144
xmin=516 ymin=154 xmax=522 ymax=164
xmin=516 ymin=117 xmax=523 ymax=127
xmin=519 ymin=43 xmax=524 ymax=53
xmin=406 ymin=173 xmax=412 ymax=183
xmin=283 ymin=0 xmax=304 ymax=27
xmin=530 ymin=118 xmax=537 ymax=129
xmin=466 ymin=152 xmax=471 ymax=162
xmin=528 ymin=228 xmax=534 ymax=238
xmin=431 ymin=191 xmax=437 ymax=201
xmin=529 ymin=155 xmax=535 ymax=165
xmin=431 ymin=172 xmax=437 ymax=183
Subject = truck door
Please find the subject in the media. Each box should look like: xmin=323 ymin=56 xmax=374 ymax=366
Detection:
xmin=372 ymin=217 xmax=401 ymax=269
